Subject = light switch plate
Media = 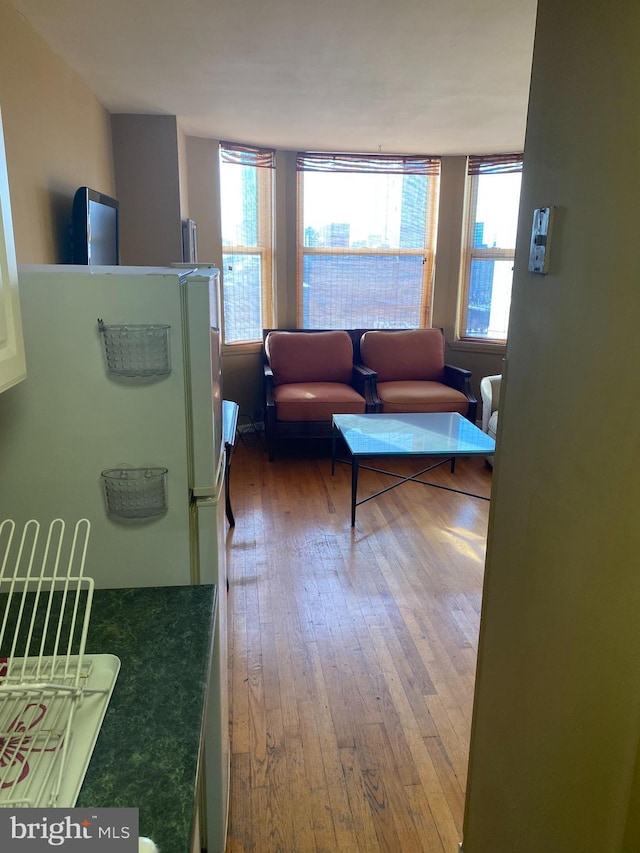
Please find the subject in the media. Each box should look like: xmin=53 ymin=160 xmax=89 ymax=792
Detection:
xmin=528 ymin=206 xmax=555 ymax=274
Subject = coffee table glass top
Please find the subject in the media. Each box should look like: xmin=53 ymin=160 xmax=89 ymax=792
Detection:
xmin=332 ymin=412 xmax=495 ymax=458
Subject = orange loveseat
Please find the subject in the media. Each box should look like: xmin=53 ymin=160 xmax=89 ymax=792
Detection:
xmin=263 ymin=329 xmax=376 ymax=461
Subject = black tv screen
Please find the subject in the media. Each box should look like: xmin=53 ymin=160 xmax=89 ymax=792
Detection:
xmin=71 ymin=186 xmax=119 ymax=265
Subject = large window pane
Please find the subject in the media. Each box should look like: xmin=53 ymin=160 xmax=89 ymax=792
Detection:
xmin=221 ymin=162 xmax=258 ymax=247
xmin=474 ymin=173 xmax=521 ymax=249
xmin=222 ymin=253 xmax=263 ymax=343
xmin=465 ymin=259 xmax=514 ymax=340
xmin=302 ymin=255 xmax=425 ymax=327
xmin=303 ymin=172 xmax=427 ymax=250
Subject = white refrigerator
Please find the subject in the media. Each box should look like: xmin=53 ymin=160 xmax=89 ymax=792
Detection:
xmin=0 ymin=264 xmax=229 ymax=851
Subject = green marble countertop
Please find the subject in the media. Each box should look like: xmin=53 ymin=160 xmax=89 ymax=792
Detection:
xmin=76 ymin=584 xmax=218 ymax=853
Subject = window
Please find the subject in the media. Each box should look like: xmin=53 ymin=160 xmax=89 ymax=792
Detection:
xmin=459 ymin=153 xmax=523 ymax=342
xmin=219 ymin=142 xmax=275 ymax=344
xmin=297 ymin=153 xmax=440 ymax=328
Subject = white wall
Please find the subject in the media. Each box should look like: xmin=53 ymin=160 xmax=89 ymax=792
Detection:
xmin=463 ymin=3 xmax=640 ymax=851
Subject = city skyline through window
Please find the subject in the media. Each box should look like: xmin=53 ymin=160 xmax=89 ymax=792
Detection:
xmin=298 ymin=165 xmax=439 ymax=328
xmin=303 ymin=172 xmax=410 ymax=248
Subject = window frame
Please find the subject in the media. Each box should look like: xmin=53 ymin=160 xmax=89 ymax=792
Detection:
xmin=219 ymin=142 xmax=275 ymax=346
xmin=458 ymin=153 xmax=523 ymax=345
xmin=296 ymin=152 xmax=440 ymax=330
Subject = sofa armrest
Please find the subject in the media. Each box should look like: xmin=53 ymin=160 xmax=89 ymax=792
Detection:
xmin=352 ymin=363 xmax=379 ymax=412
xmin=480 ymin=374 xmax=502 ymax=432
xmin=263 ymin=364 xmax=276 ymax=416
xmin=443 ymin=364 xmax=477 ymax=423
xmin=443 ymin=363 xmax=471 ymax=389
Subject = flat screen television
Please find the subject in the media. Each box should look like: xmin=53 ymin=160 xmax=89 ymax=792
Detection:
xmin=71 ymin=186 xmax=119 ymax=265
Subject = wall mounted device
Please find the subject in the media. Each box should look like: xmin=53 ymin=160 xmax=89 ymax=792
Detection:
xmin=528 ymin=206 xmax=555 ymax=274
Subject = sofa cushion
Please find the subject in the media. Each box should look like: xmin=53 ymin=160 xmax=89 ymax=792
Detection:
xmin=273 ymin=382 xmax=366 ymax=421
xmin=360 ymin=329 xmax=445 ymax=382
xmin=266 ymin=330 xmax=354 ymax=386
xmin=376 ymin=380 xmax=469 ymax=415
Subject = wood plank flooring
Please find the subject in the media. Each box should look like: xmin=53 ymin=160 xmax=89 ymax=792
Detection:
xmin=224 ymin=436 xmax=492 ymax=853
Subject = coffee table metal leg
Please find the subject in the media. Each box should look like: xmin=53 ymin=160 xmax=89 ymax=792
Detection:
xmin=351 ymin=459 xmax=359 ymax=527
xmin=331 ymin=422 xmax=337 ymax=475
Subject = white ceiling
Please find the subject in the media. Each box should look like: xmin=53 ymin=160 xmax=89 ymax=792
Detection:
xmin=10 ymin=0 xmax=538 ymax=155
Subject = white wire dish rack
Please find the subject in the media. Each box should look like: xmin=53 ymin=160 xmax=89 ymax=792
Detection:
xmin=0 ymin=518 xmax=119 ymax=808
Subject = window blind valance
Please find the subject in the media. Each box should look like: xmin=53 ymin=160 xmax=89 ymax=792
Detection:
xmin=220 ymin=142 xmax=275 ymax=168
xmin=467 ymin=153 xmax=523 ymax=175
xmin=296 ymin=152 xmax=441 ymax=176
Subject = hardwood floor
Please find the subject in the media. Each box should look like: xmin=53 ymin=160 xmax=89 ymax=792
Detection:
xmin=224 ymin=435 xmax=492 ymax=853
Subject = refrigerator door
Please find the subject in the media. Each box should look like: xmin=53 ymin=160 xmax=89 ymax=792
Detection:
xmin=194 ymin=488 xmax=229 ymax=853
xmin=0 ymin=266 xmax=198 ymax=588
xmin=182 ymin=271 xmax=223 ymax=498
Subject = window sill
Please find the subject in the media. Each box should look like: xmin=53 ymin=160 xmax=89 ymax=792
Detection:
xmin=222 ymin=341 xmax=263 ymax=357
xmin=447 ymin=339 xmax=507 ymax=355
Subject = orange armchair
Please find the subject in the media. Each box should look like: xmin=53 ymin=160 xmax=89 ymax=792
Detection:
xmin=358 ymin=328 xmax=477 ymax=422
xmin=263 ymin=329 xmax=376 ymax=461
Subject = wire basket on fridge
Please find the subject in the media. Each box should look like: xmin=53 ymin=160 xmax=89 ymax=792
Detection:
xmin=98 ymin=319 xmax=171 ymax=378
xmin=101 ymin=467 xmax=168 ymax=518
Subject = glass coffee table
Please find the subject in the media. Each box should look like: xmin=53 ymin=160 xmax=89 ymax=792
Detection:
xmin=331 ymin=412 xmax=496 ymax=526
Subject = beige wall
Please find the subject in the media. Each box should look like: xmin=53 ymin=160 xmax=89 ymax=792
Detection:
xmin=0 ymin=0 xmax=114 ymax=264
xmin=111 ymin=114 xmax=183 ymax=266
xmin=185 ymin=136 xmax=222 ymax=267
xmin=463 ymin=2 xmax=640 ymax=851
